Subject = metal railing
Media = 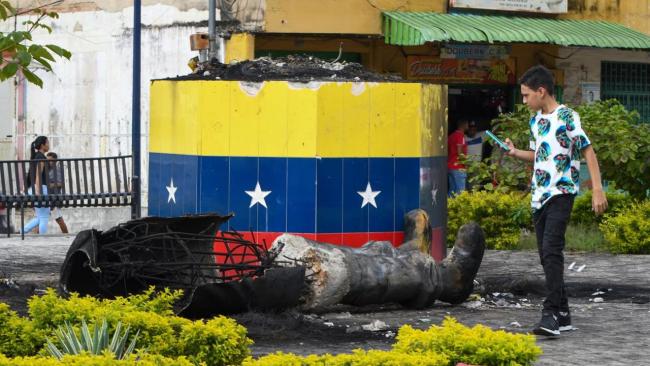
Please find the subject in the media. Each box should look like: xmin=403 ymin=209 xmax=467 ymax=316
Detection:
xmin=0 ymin=156 xmax=133 ymax=239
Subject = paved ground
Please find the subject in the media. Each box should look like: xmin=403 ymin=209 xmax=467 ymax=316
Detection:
xmin=1 ymin=235 xmax=649 ymax=365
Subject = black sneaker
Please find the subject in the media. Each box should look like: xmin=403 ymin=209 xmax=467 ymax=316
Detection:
xmin=558 ymin=311 xmax=574 ymax=332
xmin=533 ymin=312 xmax=560 ymax=337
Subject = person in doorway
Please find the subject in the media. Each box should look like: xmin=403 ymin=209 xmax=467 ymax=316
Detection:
xmin=46 ymin=152 xmax=68 ymax=234
xmin=447 ymin=119 xmax=469 ymax=197
xmin=465 ymin=121 xmax=486 ymax=162
xmin=464 ymin=121 xmax=486 ymax=190
xmin=504 ymin=65 xmax=608 ymax=337
xmin=22 ymin=136 xmax=51 ymax=235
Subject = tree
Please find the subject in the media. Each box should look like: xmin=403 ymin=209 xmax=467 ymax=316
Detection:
xmin=0 ymin=1 xmax=71 ymax=87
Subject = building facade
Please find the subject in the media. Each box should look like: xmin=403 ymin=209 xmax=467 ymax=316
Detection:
xmin=2 ymin=0 xmax=649 ymax=239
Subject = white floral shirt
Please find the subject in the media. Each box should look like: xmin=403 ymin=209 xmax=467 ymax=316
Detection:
xmin=529 ymin=105 xmax=591 ymax=210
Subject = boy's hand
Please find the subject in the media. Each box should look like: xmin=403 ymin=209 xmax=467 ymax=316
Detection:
xmin=504 ymin=138 xmax=517 ymax=156
xmin=592 ymin=188 xmax=608 ymax=215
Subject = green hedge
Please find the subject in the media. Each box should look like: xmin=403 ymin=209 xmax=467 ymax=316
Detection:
xmin=394 ymin=318 xmax=541 ymax=366
xmin=0 ymin=353 xmax=193 ymax=366
xmin=447 ymin=191 xmax=532 ymax=250
xmin=600 ymin=200 xmax=650 ymax=254
xmin=1 ymin=288 xmax=252 ymax=365
xmin=571 ymin=190 xmax=635 ymax=226
xmin=0 ymin=303 xmax=46 ymax=357
xmin=2 ymin=290 xmax=542 ymax=366
xmin=245 ymin=317 xmax=541 ymax=366
xmin=244 ymin=350 xmax=449 ymax=366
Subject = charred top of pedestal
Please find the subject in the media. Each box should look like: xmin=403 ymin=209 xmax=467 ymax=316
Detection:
xmin=167 ymin=55 xmax=404 ymax=82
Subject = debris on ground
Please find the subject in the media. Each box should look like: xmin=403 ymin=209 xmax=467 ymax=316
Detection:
xmin=345 ymin=325 xmax=362 ymax=333
xmin=0 ymin=276 xmax=19 ymax=290
xmin=568 ymin=262 xmax=586 ymax=272
xmin=170 ymin=55 xmax=403 ymax=83
xmin=303 ymin=314 xmax=321 ymax=321
xmin=463 ymin=300 xmax=484 ymax=309
xmin=361 ymin=320 xmax=389 ymax=332
xmin=325 ymin=312 xmax=352 ymax=319
xmin=473 ymin=292 xmax=534 ymax=309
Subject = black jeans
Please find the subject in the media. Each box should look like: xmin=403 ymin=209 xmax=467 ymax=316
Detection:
xmin=533 ymin=194 xmax=575 ymax=314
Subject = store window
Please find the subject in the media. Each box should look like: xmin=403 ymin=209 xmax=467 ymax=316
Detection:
xmin=601 ymin=61 xmax=650 ymax=123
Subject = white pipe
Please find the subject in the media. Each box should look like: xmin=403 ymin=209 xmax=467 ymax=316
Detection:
xmin=208 ymin=0 xmax=217 ymax=60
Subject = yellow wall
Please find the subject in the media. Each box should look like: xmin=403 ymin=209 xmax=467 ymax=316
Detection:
xmin=225 ymin=33 xmax=256 ymax=63
xmin=150 ymin=80 xmax=447 ymax=158
xmin=265 ymin=0 xmax=446 ymax=34
xmin=264 ymin=0 xmax=650 ymax=36
xmin=510 ymin=44 xmax=560 ymax=81
xmin=561 ymin=0 xmax=650 ymax=35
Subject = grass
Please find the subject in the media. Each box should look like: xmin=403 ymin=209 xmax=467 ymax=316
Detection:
xmin=517 ymin=223 xmax=610 ymax=253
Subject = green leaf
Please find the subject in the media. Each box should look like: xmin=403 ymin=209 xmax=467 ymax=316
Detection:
xmin=55 ymin=327 xmax=74 ymax=354
xmin=1 ymin=62 xmax=18 ymax=78
xmin=28 ymin=44 xmax=55 ymax=62
xmin=34 ymin=56 xmax=52 ymax=71
xmin=46 ymin=44 xmax=71 ymax=59
xmin=81 ymin=320 xmax=94 ymax=351
xmin=109 ymin=322 xmax=123 ymax=352
xmin=23 ymin=20 xmax=53 ymax=33
xmin=21 ymin=67 xmax=43 ymax=88
xmin=123 ymin=330 xmax=140 ymax=360
xmin=16 ymin=50 xmax=31 ymax=66
xmin=10 ymin=31 xmax=32 ymax=43
xmin=92 ymin=321 xmax=102 ymax=355
xmin=46 ymin=338 xmax=64 ymax=361
xmin=64 ymin=322 xmax=82 ymax=354
xmin=0 ymin=37 xmax=14 ymax=52
xmin=10 ymin=32 xmax=27 ymax=44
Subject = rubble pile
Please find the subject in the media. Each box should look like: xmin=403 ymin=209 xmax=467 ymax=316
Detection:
xmin=173 ymin=55 xmax=403 ymax=82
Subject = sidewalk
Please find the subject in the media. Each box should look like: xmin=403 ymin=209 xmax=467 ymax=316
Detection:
xmin=1 ymin=235 xmax=649 ymax=365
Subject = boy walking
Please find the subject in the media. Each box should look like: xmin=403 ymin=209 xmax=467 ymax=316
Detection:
xmin=505 ymin=65 xmax=608 ymax=336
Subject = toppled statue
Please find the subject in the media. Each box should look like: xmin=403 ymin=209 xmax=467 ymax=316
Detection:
xmin=272 ymin=210 xmax=485 ymax=311
xmin=59 ymin=210 xmax=484 ymax=317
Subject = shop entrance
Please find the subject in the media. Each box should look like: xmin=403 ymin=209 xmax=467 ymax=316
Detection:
xmin=448 ymin=85 xmax=513 ymax=132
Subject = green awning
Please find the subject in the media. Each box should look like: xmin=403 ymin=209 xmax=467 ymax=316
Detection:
xmin=383 ymin=12 xmax=650 ymax=49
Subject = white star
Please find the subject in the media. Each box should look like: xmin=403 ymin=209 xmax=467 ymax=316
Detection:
xmin=245 ymin=182 xmax=271 ymax=208
xmin=358 ymin=182 xmax=381 ymax=208
xmin=166 ymin=178 xmax=177 ymax=204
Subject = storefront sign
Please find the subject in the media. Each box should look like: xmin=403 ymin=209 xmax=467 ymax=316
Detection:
xmin=440 ymin=45 xmax=510 ymax=60
xmin=406 ymin=56 xmax=516 ymax=84
xmin=449 ymin=0 xmax=568 ymax=14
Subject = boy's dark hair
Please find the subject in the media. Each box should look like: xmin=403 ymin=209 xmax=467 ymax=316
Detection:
xmin=519 ymin=65 xmax=555 ymax=96
xmin=46 ymin=152 xmax=58 ymax=159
